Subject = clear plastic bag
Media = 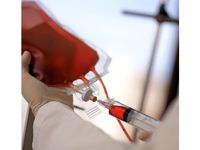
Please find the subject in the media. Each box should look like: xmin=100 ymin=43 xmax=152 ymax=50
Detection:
xmin=22 ymin=0 xmax=111 ymax=95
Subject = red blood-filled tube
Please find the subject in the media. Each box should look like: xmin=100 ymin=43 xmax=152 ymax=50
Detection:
xmin=109 ymin=106 xmax=128 ymax=121
xmin=98 ymin=99 xmax=160 ymax=133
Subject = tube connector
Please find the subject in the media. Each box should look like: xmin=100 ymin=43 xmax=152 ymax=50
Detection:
xmin=82 ymin=88 xmax=97 ymax=102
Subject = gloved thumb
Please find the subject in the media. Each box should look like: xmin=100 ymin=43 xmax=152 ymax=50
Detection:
xmin=22 ymin=51 xmax=31 ymax=73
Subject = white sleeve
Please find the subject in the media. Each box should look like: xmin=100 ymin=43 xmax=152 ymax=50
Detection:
xmin=33 ymin=101 xmax=178 ymax=150
xmin=32 ymin=101 xmax=133 ymax=150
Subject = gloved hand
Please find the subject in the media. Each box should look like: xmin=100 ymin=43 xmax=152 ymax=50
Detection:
xmin=22 ymin=51 xmax=73 ymax=116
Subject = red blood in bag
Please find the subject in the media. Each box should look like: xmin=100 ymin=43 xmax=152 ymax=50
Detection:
xmin=22 ymin=1 xmax=99 ymax=87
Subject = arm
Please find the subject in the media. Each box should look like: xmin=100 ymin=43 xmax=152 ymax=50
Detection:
xmin=32 ymin=99 xmax=178 ymax=150
xmin=22 ymin=51 xmax=178 ymax=150
xmin=33 ymin=101 xmax=133 ymax=150
xmin=22 ymin=51 xmax=133 ymax=150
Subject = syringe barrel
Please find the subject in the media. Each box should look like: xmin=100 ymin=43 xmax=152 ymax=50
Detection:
xmin=108 ymin=100 xmax=160 ymax=133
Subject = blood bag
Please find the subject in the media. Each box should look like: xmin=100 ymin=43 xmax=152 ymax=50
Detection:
xmin=22 ymin=1 xmax=110 ymax=94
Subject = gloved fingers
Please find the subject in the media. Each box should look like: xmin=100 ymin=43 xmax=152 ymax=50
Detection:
xmin=21 ymin=51 xmax=74 ymax=115
xmin=22 ymin=51 xmax=48 ymax=109
xmin=136 ymin=130 xmax=152 ymax=141
xmin=22 ymin=51 xmax=31 ymax=74
xmin=22 ymin=50 xmax=47 ymax=92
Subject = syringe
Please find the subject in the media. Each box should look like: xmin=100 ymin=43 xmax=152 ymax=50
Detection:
xmin=98 ymin=99 xmax=160 ymax=133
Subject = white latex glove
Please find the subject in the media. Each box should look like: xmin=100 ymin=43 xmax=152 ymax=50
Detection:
xmin=22 ymin=51 xmax=73 ymax=116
